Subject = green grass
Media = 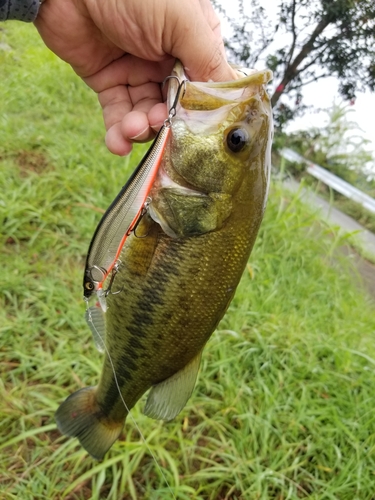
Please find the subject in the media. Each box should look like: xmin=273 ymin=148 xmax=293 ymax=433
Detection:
xmin=1 ymin=24 xmax=375 ymax=500
xmin=295 ymin=174 xmax=375 ymax=236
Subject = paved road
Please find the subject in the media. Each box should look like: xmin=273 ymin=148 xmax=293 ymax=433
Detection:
xmin=283 ymin=178 xmax=375 ymax=300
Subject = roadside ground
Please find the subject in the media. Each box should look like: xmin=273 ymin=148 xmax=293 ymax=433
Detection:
xmin=284 ymin=178 xmax=375 ymax=301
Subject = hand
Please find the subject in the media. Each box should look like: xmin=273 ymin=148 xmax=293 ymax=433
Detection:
xmin=34 ymin=0 xmax=237 ymax=155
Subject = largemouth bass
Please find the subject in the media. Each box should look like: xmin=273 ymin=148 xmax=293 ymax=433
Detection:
xmin=56 ymin=62 xmax=273 ymax=460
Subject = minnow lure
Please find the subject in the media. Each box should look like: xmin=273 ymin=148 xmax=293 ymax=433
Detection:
xmin=83 ymin=79 xmax=186 ymax=307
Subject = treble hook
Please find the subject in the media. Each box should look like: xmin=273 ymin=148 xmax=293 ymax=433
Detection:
xmin=132 ymin=197 xmax=152 ymax=239
xmin=162 ymin=77 xmax=187 ymax=127
xmin=162 ymin=74 xmax=181 ymax=90
xmin=103 ymin=261 xmax=123 ymax=297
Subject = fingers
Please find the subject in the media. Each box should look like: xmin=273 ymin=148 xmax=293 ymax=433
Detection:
xmin=36 ymin=0 xmax=238 ymax=158
xmin=122 ymin=112 xmax=153 ymax=142
xmin=98 ymin=85 xmax=133 ymax=133
xmin=163 ymin=0 xmax=237 ymax=82
xmin=105 ymin=123 xmax=133 ymax=156
xmin=84 ymin=55 xmax=175 ymax=93
xmin=98 ymin=81 xmax=168 ymax=155
xmin=82 ymin=0 xmax=236 ymax=85
xmin=79 ymin=0 xmax=238 ymax=156
xmin=105 ymin=103 xmax=168 ymax=156
xmin=105 ymin=111 xmax=153 ymax=156
xmin=98 ymin=80 xmax=162 ymax=127
xmin=86 ymin=55 xmax=173 ymax=155
xmin=121 ymin=102 xmax=168 ymax=142
xmin=148 ymin=103 xmax=168 ymax=132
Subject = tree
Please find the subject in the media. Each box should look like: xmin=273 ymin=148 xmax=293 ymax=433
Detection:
xmin=217 ymin=0 xmax=375 ymax=128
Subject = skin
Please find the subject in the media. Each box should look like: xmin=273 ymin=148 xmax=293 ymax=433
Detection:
xmin=34 ymin=0 xmax=237 ymax=155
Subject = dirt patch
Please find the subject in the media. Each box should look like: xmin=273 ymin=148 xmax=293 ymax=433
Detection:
xmin=15 ymin=150 xmax=50 ymax=176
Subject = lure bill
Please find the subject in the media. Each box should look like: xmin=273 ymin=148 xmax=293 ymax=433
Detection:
xmin=85 ymin=300 xmax=106 ymax=353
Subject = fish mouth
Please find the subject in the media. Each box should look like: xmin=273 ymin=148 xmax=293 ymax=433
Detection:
xmin=168 ymin=60 xmax=273 ymax=110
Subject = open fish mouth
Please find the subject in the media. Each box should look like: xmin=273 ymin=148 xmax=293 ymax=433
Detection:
xmin=168 ymin=61 xmax=273 ymax=109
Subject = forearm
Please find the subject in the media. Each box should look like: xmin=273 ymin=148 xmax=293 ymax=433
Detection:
xmin=0 ymin=0 xmax=41 ymax=22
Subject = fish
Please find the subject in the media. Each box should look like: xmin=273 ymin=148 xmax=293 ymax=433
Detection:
xmin=55 ymin=61 xmax=273 ymax=460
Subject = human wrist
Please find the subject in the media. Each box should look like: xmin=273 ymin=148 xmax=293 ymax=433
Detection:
xmin=0 ymin=0 xmax=44 ymax=22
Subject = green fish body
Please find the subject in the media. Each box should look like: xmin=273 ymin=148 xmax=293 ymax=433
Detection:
xmin=56 ymin=63 xmax=273 ymax=460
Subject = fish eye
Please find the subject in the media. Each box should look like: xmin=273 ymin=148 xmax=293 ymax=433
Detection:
xmin=226 ymin=128 xmax=249 ymax=153
xmin=85 ymin=281 xmax=94 ymax=291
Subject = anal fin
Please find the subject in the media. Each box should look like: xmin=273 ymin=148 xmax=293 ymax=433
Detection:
xmin=144 ymin=350 xmax=202 ymax=421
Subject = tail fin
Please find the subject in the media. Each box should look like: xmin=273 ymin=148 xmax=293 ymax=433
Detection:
xmin=55 ymin=386 xmax=123 ymax=460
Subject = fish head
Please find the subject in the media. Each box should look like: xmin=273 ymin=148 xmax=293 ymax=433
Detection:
xmin=166 ymin=62 xmax=273 ymax=202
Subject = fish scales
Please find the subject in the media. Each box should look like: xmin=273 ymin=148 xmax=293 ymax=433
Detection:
xmin=55 ymin=62 xmax=273 ymax=459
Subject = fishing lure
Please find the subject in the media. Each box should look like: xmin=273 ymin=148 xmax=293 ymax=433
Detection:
xmin=83 ymin=78 xmax=186 ymax=309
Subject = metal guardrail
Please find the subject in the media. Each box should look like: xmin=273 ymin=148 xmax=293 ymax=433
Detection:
xmin=280 ymin=148 xmax=375 ymax=214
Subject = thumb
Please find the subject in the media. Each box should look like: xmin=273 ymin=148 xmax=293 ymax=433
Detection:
xmin=165 ymin=0 xmax=237 ymax=82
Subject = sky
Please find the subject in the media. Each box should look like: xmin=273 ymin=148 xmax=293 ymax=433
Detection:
xmin=285 ymin=79 xmax=375 ymax=153
xmin=214 ymin=0 xmax=375 ymax=160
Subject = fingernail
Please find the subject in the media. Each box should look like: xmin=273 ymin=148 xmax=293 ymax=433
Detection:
xmin=151 ymin=123 xmax=164 ymax=133
xmin=129 ymin=126 xmax=149 ymax=140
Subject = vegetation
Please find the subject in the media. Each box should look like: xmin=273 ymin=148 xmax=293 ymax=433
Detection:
xmin=2 ymin=24 xmax=375 ymax=500
xmin=219 ymin=0 xmax=375 ymax=231
xmin=273 ymin=102 xmax=375 ymax=233
xmin=218 ymin=0 xmax=375 ymax=129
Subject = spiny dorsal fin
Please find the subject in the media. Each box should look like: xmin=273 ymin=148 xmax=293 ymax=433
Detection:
xmin=144 ymin=350 xmax=202 ymax=421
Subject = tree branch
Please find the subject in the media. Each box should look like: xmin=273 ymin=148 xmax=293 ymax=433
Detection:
xmin=271 ymin=14 xmax=333 ymax=106
xmin=286 ymin=0 xmax=298 ymax=68
xmin=288 ymin=72 xmax=331 ymax=90
xmin=295 ymin=46 xmax=329 ymax=75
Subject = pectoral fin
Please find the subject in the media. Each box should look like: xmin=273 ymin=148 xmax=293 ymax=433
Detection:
xmin=144 ymin=350 xmax=202 ymax=421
